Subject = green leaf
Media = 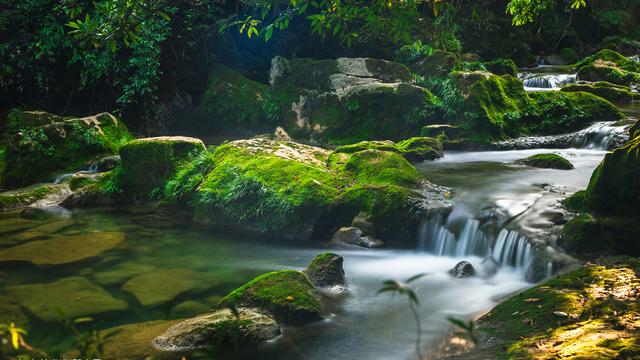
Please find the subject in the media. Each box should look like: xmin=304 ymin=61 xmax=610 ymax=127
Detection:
xmin=264 ymin=26 xmax=274 ymax=42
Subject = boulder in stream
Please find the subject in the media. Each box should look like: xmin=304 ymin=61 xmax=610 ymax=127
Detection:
xmin=331 ymin=227 xmax=382 ymax=248
xmin=305 ymin=253 xmax=346 ymax=288
xmin=218 ymin=270 xmax=324 ymax=325
xmin=449 ymin=261 xmax=476 ymax=278
xmin=153 ymin=308 xmax=280 ymax=351
xmin=514 ymin=153 xmax=574 ymax=170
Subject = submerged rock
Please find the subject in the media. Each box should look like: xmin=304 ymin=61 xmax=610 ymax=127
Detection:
xmin=514 ymin=153 xmax=574 ymax=170
xmin=0 ymin=232 xmax=125 ymax=265
xmin=118 ymin=136 xmax=206 ymax=198
xmin=6 ymin=276 xmax=128 ymax=322
xmin=153 ymin=308 xmax=280 ymax=351
xmin=305 ymin=253 xmax=346 ymax=288
xmin=169 ymin=300 xmax=211 ymax=319
xmin=331 ymin=227 xmax=382 ymax=248
xmin=449 ymin=261 xmax=476 ymax=278
xmin=92 ymin=262 xmax=157 ymax=286
xmin=218 ymin=270 xmax=324 ymax=325
xmin=0 ymin=295 xmax=29 ymax=327
xmin=1 ymin=111 xmax=131 ymax=188
xmin=7 ymin=219 xmax=75 ymax=244
xmin=122 ymin=269 xmax=221 ymax=307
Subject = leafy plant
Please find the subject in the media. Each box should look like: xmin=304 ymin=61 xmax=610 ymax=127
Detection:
xmin=0 ymin=322 xmax=47 ymax=359
xmin=378 ymin=273 xmax=426 ymax=359
xmin=447 ymin=316 xmax=495 ymax=347
xmin=394 ymin=40 xmax=433 ymax=65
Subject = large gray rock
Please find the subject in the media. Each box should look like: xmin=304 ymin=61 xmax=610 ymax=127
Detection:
xmin=153 ymin=308 xmax=280 ymax=351
xmin=271 ymin=57 xmax=434 ymax=143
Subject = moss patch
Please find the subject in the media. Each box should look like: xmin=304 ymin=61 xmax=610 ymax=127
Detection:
xmin=483 ymin=58 xmax=518 ymax=76
xmin=118 ymin=136 xmax=205 ymax=199
xmin=514 ymin=153 xmax=574 ymax=170
xmin=574 ymin=50 xmax=640 ymax=86
xmin=219 ymin=270 xmax=323 ymax=325
xmin=196 ymin=64 xmax=271 ymax=132
xmin=0 ymin=184 xmax=59 ymax=211
xmin=561 ymin=81 xmax=634 ymax=103
xmin=479 ymin=257 xmax=640 ymax=359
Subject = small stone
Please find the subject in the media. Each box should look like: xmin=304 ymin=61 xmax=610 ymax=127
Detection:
xmin=553 ymin=311 xmax=569 ymax=317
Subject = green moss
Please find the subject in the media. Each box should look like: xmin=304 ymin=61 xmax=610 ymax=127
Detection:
xmin=584 ymin=135 xmax=640 ymax=215
xmin=410 ymin=50 xmax=460 ymax=77
xmin=197 ymin=64 xmax=271 ymax=132
xmin=218 ymin=270 xmax=322 ymax=325
xmin=2 ymin=112 xmax=132 ymax=188
xmin=118 ymin=137 xmax=205 ymax=199
xmin=395 ymin=137 xmax=444 ymax=161
xmin=563 ymin=190 xmax=587 ymax=211
xmin=561 ymin=81 xmax=634 ymax=103
xmin=527 ymin=91 xmax=624 ymax=134
xmin=514 ymin=153 xmax=574 ymax=170
xmin=341 ymin=150 xmax=421 ymax=187
xmin=482 ymin=257 xmax=640 ymax=359
xmin=0 ymin=184 xmax=57 ymax=210
xmin=574 ymin=49 xmax=640 ymax=73
xmin=560 ymin=214 xmax=640 ymax=257
xmin=577 ymin=63 xmax=640 ymax=86
xmin=307 ymin=252 xmax=337 ymax=269
xmin=333 ymin=140 xmax=399 ymax=155
xmin=483 ymin=59 xmax=518 ymax=76
xmin=454 ymin=72 xmax=532 ymax=140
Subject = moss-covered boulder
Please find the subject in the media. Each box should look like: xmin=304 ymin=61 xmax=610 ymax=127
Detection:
xmin=118 ymin=136 xmax=205 ymax=198
xmin=514 ymin=153 xmax=574 ymax=170
xmin=475 ymin=257 xmax=640 ymax=359
xmin=218 ymin=270 xmax=323 ymax=325
xmin=453 ymin=71 xmax=532 ymax=140
xmin=527 ymin=91 xmax=624 ymax=134
xmin=574 ymin=49 xmax=640 ymax=86
xmin=410 ymin=50 xmax=460 ymax=78
xmin=271 ymin=56 xmax=434 ymax=144
xmin=122 ymin=269 xmax=221 ymax=307
xmin=195 ymin=64 xmax=272 ymax=132
xmin=0 ymin=232 xmax=125 ymax=265
xmin=165 ymin=138 xmax=449 ymax=244
xmin=0 ymin=184 xmax=67 ymax=211
xmin=1 ymin=111 xmax=131 ymax=188
xmin=583 ymin=135 xmax=640 ymax=215
xmin=396 ymin=137 xmax=444 ymax=162
xmin=561 ymin=81 xmax=634 ymax=103
xmin=153 ymin=308 xmax=280 ymax=351
xmin=483 ymin=58 xmax=518 ymax=76
xmin=6 ymin=276 xmax=129 ymax=322
xmin=304 ymin=253 xmax=345 ymax=288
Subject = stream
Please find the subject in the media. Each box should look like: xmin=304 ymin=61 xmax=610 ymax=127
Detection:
xmin=0 ymin=95 xmax=638 ymax=358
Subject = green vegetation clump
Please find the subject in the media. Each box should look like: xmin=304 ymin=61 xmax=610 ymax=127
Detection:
xmin=396 ymin=137 xmax=444 ymax=162
xmin=409 ymin=50 xmax=460 ymax=78
xmin=118 ymin=136 xmax=205 ymax=199
xmin=333 ymin=140 xmax=398 ymax=155
xmin=483 ymin=58 xmax=518 ymax=76
xmin=218 ymin=270 xmax=323 ymax=325
xmin=2 ymin=112 xmax=132 ymax=188
xmin=574 ymin=49 xmax=640 ymax=86
xmin=514 ymin=153 xmax=574 ymax=170
xmin=561 ymin=81 xmax=634 ymax=103
xmin=480 ymin=257 xmax=640 ymax=359
xmin=527 ymin=91 xmax=624 ymax=134
xmin=394 ymin=40 xmax=433 ymax=65
xmin=196 ymin=64 xmax=272 ymax=132
xmin=340 ymin=150 xmax=421 ymax=186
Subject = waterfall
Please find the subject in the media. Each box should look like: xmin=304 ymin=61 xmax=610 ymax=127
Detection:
xmin=517 ymin=73 xmax=576 ymax=91
xmin=418 ymin=216 xmax=538 ymax=280
xmin=571 ymin=121 xmax=629 ymax=149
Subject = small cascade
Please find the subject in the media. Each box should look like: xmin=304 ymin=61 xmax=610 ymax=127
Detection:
xmin=572 ymin=121 xmax=630 ymax=149
xmin=517 ymin=73 xmax=576 ymax=91
xmin=418 ymin=216 xmax=538 ymax=280
xmin=54 ymin=161 xmax=100 ymax=184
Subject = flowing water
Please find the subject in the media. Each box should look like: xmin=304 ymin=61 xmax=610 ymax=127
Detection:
xmin=1 ymin=98 xmax=637 ymax=358
xmin=517 ymin=66 xmax=576 ymax=91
